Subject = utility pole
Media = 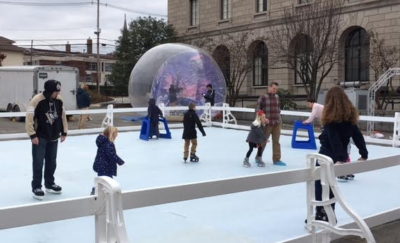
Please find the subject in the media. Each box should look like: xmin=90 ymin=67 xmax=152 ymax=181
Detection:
xmin=95 ymin=0 xmax=101 ymax=94
xmin=30 ymin=40 xmax=33 ymax=65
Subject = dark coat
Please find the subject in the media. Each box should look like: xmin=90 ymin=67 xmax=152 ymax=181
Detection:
xmin=319 ymin=122 xmax=368 ymax=163
xmin=76 ymin=88 xmax=91 ymax=109
xmin=246 ymin=124 xmax=267 ymax=145
xmin=93 ymin=134 xmax=125 ymax=177
xmin=182 ymin=109 xmax=206 ymax=139
xmin=203 ymin=89 xmax=215 ymax=106
xmin=147 ymin=100 xmax=163 ymax=122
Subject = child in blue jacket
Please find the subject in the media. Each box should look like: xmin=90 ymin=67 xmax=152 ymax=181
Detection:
xmin=93 ymin=126 xmax=125 ymax=177
xmin=92 ymin=126 xmax=125 ymax=194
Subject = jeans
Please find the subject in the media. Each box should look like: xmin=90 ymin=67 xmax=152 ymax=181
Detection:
xmin=31 ymin=137 xmax=58 ymax=190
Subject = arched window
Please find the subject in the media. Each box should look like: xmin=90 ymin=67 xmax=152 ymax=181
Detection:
xmin=252 ymin=42 xmax=268 ymax=86
xmin=213 ymin=45 xmax=230 ymax=83
xmin=293 ymin=35 xmax=313 ymax=85
xmin=345 ymin=28 xmax=369 ymax=82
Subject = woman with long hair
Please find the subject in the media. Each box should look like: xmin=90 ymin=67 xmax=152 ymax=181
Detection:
xmin=314 ymin=86 xmax=368 ymax=221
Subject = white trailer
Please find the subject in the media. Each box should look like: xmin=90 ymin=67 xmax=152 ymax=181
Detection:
xmin=0 ymin=66 xmax=79 ymax=112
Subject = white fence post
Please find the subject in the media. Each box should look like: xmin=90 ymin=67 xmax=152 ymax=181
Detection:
xmin=306 ymin=153 xmax=376 ymax=243
xmin=200 ymin=102 xmax=212 ymax=126
xmin=392 ymin=112 xmax=400 ymax=147
xmin=95 ymin=176 xmax=129 ymax=243
xmin=222 ymin=103 xmax=237 ymax=128
xmin=101 ymin=104 xmax=114 ymax=128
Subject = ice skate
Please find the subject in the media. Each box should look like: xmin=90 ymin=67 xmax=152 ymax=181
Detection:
xmin=32 ymin=188 xmax=44 ymax=200
xmin=183 ymin=157 xmax=187 ymax=163
xmin=243 ymin=157 xmax=251 ymax=168
xmin=190 ymin=154 xmax=199 ymax=162
xmin=255 ymin=156 xmax=265 ymax=167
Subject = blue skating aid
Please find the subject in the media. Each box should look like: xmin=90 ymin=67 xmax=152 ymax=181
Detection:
xmin=291 ymin=120 xmax=317 ymax=150
xmin=139 ymin=117 xmax=172 ymax=141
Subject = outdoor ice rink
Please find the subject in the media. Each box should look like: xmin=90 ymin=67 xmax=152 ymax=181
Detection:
xmin=1 ymin=127 xmax=400 ymax=243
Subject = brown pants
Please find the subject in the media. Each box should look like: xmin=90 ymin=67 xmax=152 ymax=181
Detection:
xmin=78 ymin=108 xmax=89 ymax=129
xmin=184 ymin=139 xmax=197 ymax=159
xmin=262 ymin=123 xmax=281 ymax=162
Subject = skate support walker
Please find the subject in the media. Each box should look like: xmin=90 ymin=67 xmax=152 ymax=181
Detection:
xmin=101 ymin=104 xmax=114 ymax=128
xmin=306 ymin=153 xmax=375 ymax=243
xmin=94 ymin=176 xmax=129 ymax=243
xmin=291 ymin=120 xmax=317 ymax=150
xmin=139 ymin=117 xmax=172 ymax=141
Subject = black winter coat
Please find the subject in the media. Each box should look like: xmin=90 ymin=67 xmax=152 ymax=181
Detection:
xmin=246 ymin=124 xmax=267 ymax=145
xmin=203 ymin=89 xmax=215 ymax=106
xmin=76 ymin=88 xmax=91 ymax=108
xmin=319 ymin=122 xmax=368 ymax=163
xmin=93 ymin=134 xmax=125 ymax=177
xmin=182 ymin=109 xmax=206 ymax=139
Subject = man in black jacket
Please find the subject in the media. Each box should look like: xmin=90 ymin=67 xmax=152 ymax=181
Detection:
xmin=25 ymin=80 xmax=68 ymax=200
xmin=182 ymin=103 xmax=206 ymax=162
xmin=203 ymin=84 xmax=215 ymax=106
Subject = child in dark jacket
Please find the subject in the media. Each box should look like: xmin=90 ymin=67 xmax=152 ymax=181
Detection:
xmin=314 ymin=86 xmax=368 ymax=221
xmin=147 ymin=98 xmax=163 ymax=138
xmin=93 ymin=126 xmax=125 ymax=178
xmin=182 ymin=103 xmax=206 ymax=162
xmin=243 ymin=110 xmax=269 ymax=167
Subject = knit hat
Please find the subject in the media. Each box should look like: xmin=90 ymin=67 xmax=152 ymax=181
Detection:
xmin=44 ymin=80 xmax=61 ymax=93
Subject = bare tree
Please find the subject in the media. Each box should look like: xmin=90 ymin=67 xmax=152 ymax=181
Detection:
xmin=269 ymin=0 xmax=344 ymax=100
xmin=369 ymin=30 xmax=400 ymax=109
xmin=190 ymin=32 xmax=254 ymax=106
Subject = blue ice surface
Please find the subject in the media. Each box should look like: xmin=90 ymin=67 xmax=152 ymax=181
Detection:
xmin=0 ymin=127 xmax=399 ymax=243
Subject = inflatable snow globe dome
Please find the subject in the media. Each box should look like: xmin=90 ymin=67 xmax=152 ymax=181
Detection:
xmin=128 ymin=43 xmax=226 ymax=109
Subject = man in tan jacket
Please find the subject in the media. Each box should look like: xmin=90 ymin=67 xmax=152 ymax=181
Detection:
xmin=26 ymin=80 xmax=68 ymax=200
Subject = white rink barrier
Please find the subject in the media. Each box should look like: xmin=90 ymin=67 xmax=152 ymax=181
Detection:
xmin=0 ymin=104 xmax=399 ymax=147
xmin=0 ymin=155 xmax=399 ymax=242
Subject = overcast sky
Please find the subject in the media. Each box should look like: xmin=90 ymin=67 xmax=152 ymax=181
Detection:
xmin=0 ymin=0 xmax=167 ymax=53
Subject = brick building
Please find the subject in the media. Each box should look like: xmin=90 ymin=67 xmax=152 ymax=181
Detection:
xmin=24 ymin=39 xmax=116 ymax=87
xmin=168 ymin=0 xmax=400 ymax=105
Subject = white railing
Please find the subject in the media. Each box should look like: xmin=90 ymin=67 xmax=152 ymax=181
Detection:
xmin=1 ymin=104 xmax=400 ymax=242
xmin=0 ymin=155 xmax=399 ymax=242
xmin=3 ymin=103 xmax=398 ymax=145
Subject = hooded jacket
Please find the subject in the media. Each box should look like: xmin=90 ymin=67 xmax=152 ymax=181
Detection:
xmin=25 ymin=91 xmax=68 ymax=140
xmin=93 ymin=134 xmax=125 ymax=177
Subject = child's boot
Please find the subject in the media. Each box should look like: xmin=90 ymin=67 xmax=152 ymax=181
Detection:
xmin=243 ymin=157 xmax=251 ymax=167
xmin=255 ymin=156 xmax=265 ymax=167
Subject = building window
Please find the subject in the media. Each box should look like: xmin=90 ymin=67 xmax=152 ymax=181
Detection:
xmin=190 ymin=0 xmax=199 ymax=26
xmin=86 ymin=74 xmax=93 ymax=83
xmin=213 ymin=45 xmax=230 ymax=83
xmin=345 ymin=28 xmax=369 ymax=82
xmin=252 ymin=42 xmax=268 ymax=86
xmin=88 ymin=62 xmax=97 ymax=71
xmin=104 ymin=63 xmax=113 ymax=72
xmin=293 ymin=35 xmax=312 ymax=85
xmin=298 ymin=0 xmax=311 ymax=4
xmin=221 ymin=0 xmax=231 ymax=20
xmin=256 ymin=0 xmax=267 ymax=12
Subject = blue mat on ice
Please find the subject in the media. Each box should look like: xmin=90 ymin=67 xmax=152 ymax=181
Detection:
xmin=121 ymin=116 xmax=147 ymax=122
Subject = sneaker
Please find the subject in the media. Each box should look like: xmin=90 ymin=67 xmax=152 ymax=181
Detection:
xmin=32 ymin=188 xmax=45 ymax=200
xmin=273 ymin=161 xmax=287 ymax=166
xmin=45 ymin=184 xmax=62 ymax=194
xmin=243 ymin=157 xmax=251 ymax=168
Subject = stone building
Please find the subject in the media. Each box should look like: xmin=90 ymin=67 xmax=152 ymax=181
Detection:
xmin=168 ymin=0 xmax=400 ymax=107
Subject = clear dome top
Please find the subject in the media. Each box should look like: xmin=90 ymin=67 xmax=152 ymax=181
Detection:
xmin=128 ymin=43 xmax=226 ymax=108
